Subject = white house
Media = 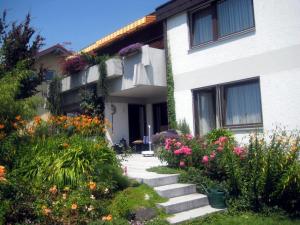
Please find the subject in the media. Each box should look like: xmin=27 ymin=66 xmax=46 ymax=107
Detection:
xmin=60 ymin=16 xmax=168 ymax=145
xmin=156 ymin=0 xmax=300 ymax=140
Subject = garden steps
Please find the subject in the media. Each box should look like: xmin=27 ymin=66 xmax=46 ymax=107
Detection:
xmin=121 ymin=154 xmax=225 ymax=224
xmin=157 ymin=193 xmax=209 ymax=214
xmin=154 ymin=183 xmax=196 ymax=198
xmin=167 ymin=205 xmax=225 ymax=224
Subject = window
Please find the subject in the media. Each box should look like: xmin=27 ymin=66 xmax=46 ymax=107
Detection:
xmin=194 ymin=79 xmax=262 ymax=136
xmin=45 ymin=70 xmax=55 ymax=81
xmin=190 ymin=0 xmax=255 ymax=47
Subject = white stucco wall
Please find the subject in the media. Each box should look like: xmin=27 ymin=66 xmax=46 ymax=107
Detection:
xmin=167 ymin=0 xmax=300 ymax=140
xmin=105 ymin=102 xmax=129 ymax=145
xmin=104 ymin=101 xmax=155 ymax=145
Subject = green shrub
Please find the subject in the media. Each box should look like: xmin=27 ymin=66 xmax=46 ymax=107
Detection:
xmin=109 ymin=184 xmax=166 ymax=220
xmin=14 ymin=134 xmax=122 ymax=189
xmin=177 ymin=119 xmax=191 ymax=135
xmin=205 ymin=128 xmax=234 ymax=145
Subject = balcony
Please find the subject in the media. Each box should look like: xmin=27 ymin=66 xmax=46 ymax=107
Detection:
xmin=61 ymin=45 xmax=166 ymax=99
xmin=107 ymin=45 xmax=167 ymax=97
xmin=61 ymin=65 xmax=100 ymax=92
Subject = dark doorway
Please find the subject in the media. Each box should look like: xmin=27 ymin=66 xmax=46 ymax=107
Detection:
xmin=128 ymin=104 xmax=146 ymax=145
xmin=153 ymin=102 xmax=168 ymax=134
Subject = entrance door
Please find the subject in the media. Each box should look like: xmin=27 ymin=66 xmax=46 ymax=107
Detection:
xmin=153 ymin=102 xmax=168 ymax=134
xmin=128 ymin=104 xmax=146 ymax=145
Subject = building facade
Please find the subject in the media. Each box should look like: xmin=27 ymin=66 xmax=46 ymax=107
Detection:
xmin=156 ymin=0 xmax=300 ymax=141
xmin=60 ymin=16 xmax=168 ymax=145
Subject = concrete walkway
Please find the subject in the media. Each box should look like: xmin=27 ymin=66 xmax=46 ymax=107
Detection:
xmin=120 ymin=154 xmax=223 ymax=224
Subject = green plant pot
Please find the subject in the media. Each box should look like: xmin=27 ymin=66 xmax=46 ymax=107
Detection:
xmin=207 ymin=188 xmax=226 ymax=209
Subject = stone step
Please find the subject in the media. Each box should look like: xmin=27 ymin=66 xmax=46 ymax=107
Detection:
xmin=157 ymin=193 xmax=209 ymax=214
xmin=154 ymin=183 xmax=196 ymax=198
xmin=167 ymin=205 xmax=225 ymax=224
xmin=142 ymin=174 xmax=179 ymax=187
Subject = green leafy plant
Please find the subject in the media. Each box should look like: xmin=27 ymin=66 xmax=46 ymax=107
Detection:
xmin=177 ymin=119 xmax=191 ymax=135
xmin=166 ymin=49 xmax=176 ymax=129
xmin=47 ymin=75 xmax=62 ymax=115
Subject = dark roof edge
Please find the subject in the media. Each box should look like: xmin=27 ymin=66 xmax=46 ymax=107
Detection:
xmin=36 ymin=44 xmax=72 ymax=58
xmin=156 ymin=0 xmax=208 ymax=21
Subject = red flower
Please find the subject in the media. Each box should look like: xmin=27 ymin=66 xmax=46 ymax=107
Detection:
xmin=210 ymin=151 xmax=216 ymax=160
xmin=179 ymin=161 xmax=185 ymax=167
xmin=202 ymin=155 xmax=209 ymax=164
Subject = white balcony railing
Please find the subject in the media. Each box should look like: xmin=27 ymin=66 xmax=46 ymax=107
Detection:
xmin=61 ymin=45 xmax=166 ymax=94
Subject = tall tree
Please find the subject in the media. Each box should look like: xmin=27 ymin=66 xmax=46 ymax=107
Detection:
xmin=0 ymin=11 xmax=44 ymax=98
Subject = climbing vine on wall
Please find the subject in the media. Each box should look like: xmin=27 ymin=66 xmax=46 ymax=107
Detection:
xmin=96 ymin=55 xmax=109 ymax=120
xmin=47 ymin=75 xmax=62 ymax=115
xmin=166 ymin=50 xmax=177 ymax=129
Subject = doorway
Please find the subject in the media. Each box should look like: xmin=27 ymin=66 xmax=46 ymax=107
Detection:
xmin=153 ymin=102 xmax=168 ymax=134
xmin=128 ymin=104 xmax=146 ymax=145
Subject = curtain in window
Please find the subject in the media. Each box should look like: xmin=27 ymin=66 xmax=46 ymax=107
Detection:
xmin=197 ymin=91 xmax=216 ymax=135
xmin=225 ymin=82 xmax=262 ymax=125
xmin=193 ymin=9 xmax=213 ymax=45
xmin=217 ymin=0 xmax=254 ymax=37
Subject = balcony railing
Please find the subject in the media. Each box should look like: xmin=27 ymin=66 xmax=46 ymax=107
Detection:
xmin=61 ymin=45 xmax=166 ymax=94
xmin=61 ymin=65 xmax=99 ymax=92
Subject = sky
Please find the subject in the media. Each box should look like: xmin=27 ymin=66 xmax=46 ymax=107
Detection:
xmin=0 ymin=0 xmax=169 ymax=52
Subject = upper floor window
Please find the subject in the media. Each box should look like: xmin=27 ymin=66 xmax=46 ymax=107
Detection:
xmin=190 ymin=0 xmax=255 ymax=47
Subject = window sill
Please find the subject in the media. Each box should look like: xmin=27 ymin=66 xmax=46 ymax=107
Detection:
xmin=224 ymin=124 xmax=263 ymax=133
xmin=188 ymin=27 xmax=256 ymax=53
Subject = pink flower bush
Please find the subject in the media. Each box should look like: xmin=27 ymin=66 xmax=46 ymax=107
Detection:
xmin=175 ymin=142 xmax=182 ymax=148
xmin=234 ymin=147 xmax=245 ymax=156
xmin=180 ymin=146 xmax=192 ymax=155
xmin=202 ymin=155 xmax=209 ymax=164
xmin=217 ymin=146 xmax=224 ymax=152
xmin=186 ymin=134 xmax=193 ymax=140
xmin=179 ymin=161 xmax=185 ymax=167
xmin=210 ymin=151 xmax=216 ymax=160
xmin=174 ymin=149 xmax=181 ymax=155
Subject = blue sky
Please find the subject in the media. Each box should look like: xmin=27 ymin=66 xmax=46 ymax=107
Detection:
xmin=0 ymin=0 xmax=169 ymax=52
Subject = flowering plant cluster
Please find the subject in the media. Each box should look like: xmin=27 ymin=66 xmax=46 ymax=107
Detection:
xmin=24 ymin=115 xmax=110 ymax=138
xmin=62 ymin=54 xmax=88 ymax=75
xmin=157 ymin=134 xmax=196 ymax=168
xmin=118 ymin=43 xmax=143 ymax=57
xmin=34 ymin=181 xmax=113 ymax=224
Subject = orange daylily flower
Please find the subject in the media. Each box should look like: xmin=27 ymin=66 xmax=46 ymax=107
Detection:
xmin=15 ymin=115 xmax=21 ymax=121
xmin=42 ymin=206 xmax=52 ymax=216
xmin=0 ymin=165 xmax=6 ymax=177
xmin=49 ymin=185 xmax=58 ymax=194
xmin=0 ymin=124 xmax=5 ymax=129
xmin=102 ymin=214 xmax=113 ymax=221
xmin=62 ymin=143 xmax=69 ymax=148
xmin=88 ymin=181 xmax=97 ymax=190
xmin=71 ymin=203 xmax=78 ymax=210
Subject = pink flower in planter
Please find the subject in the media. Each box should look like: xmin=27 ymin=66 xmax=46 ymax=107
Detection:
xmin=210 ymin=151 xmax=216 ymax=160
xmin=217 ymin=146 xmax=224 ymax=152
xmin=186 ymin=134 xmax=193 ymax=140
xmin=174 ymin=149 xmax=181 ymax=155
xmin=179 ymin=161 xmax=185 ymax=167
xmin=234 ymin=147 xmax=244 ymax=156
xmin=202 ymin=155 xmax=209 ymax=164
xmin=175 ymin=142 xmax=182 ymax=148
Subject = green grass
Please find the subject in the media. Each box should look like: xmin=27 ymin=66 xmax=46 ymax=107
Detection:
xmin=182 ymin=212 xmax=300 ymax=225
xmin=109 ymin=184 xmax=167 ymax=219
xmin=146 ymin=166 xmax=184 ymax=174
xmin=144 ymin=212 xmax=300 ymax=225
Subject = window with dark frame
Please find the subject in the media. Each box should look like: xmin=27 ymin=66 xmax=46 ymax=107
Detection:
xmin=194 ymin=79 xmax=263 ymax=136
xmin=190 ymin=0 xmax=255 ymax=47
